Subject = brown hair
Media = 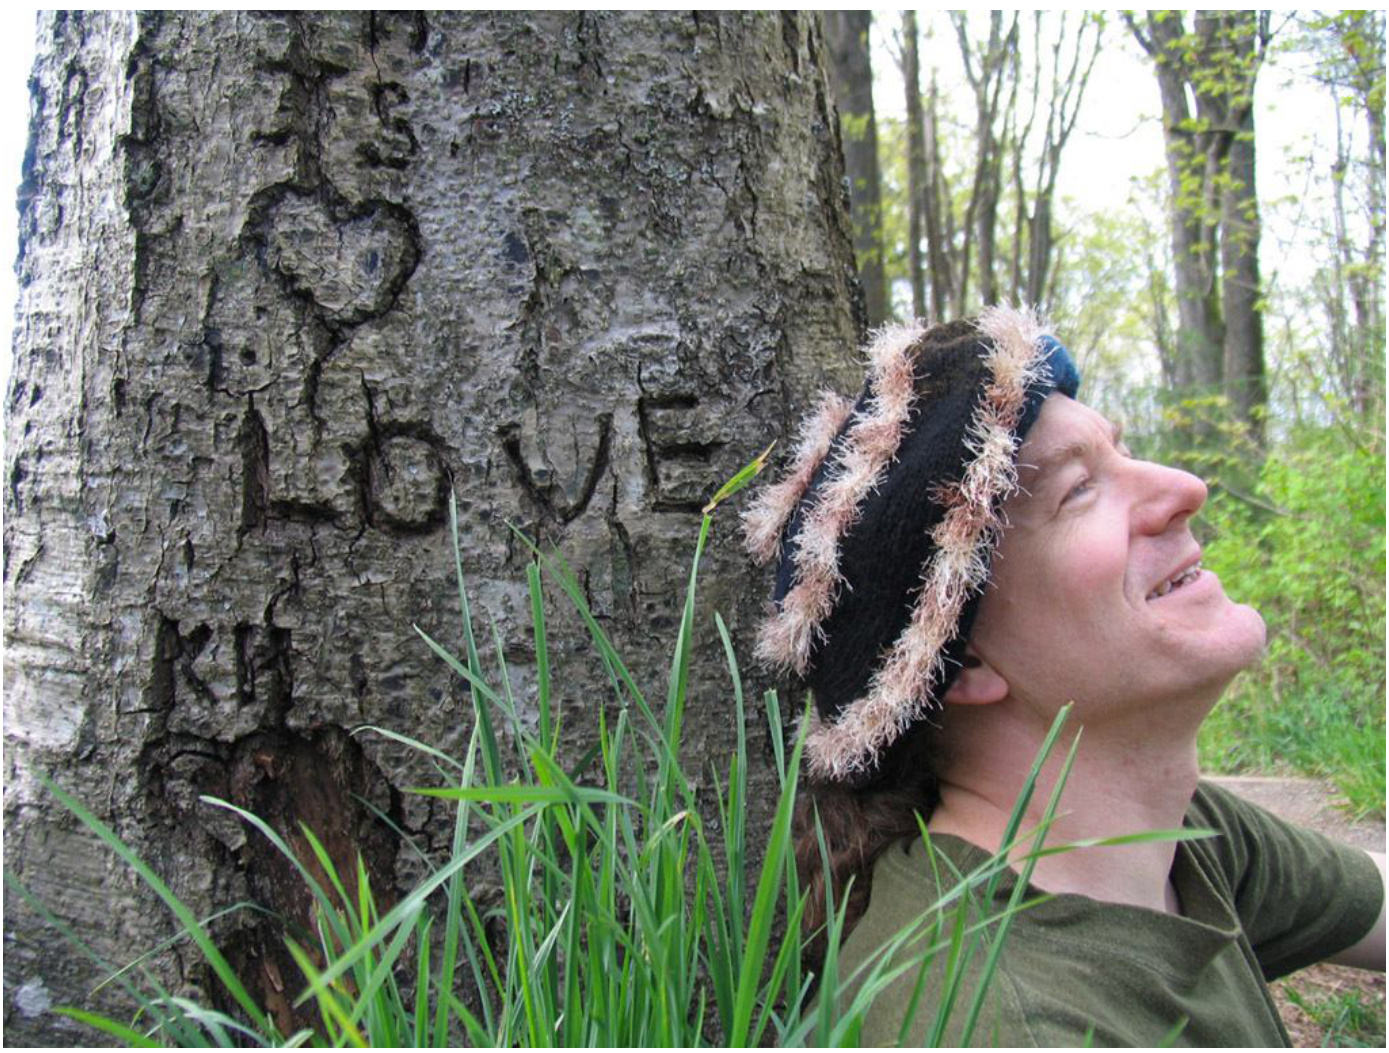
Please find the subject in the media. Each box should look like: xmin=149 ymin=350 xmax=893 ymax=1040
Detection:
xmin=793 ymin=721 xmax=940 ymax=969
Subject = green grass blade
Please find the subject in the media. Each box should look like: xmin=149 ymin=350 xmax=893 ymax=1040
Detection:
xmin=434 ymin=724 xmax=491 ymax=1044
xmin=957 ymin=707 xmax=1080 ymax=1045
xmin=41 ymin=776 xmax=273 ymax=1035
xmin=90 ymin=900 xmax=274 ymax=997
xmin=703 ymin=442 xmax=776 ymax=514
xmin=527 ymin=560 xmax=555 ymax=753
xmin=284 ymin=937 xmax=367 ymax=1047
xmin=661 ymin=514 xmax=712 ymax=806
xmin=447 ymin=491 xmax=505 ymax=785
xmin=199 ymin=797 xmax=351 ymax=952
xmin=411 ymin=783 xmax=635 ymax=807
xmin=349 ymin=789 xmax=437 ymax=875
xmin=352 ymin=724 xmax=466 ymax=775
xmin=292 ymin=802 xmax=548 ymax=1007
xmin=726 ymin=704 xmax=808 ymax=1046
xmin=714 ymin=611 xmax=748 ymax=954
xmin=412 ymin=913 xmax=432 ymax=1047
xmin=53 ymin=1007 xmax=161 ymax=1047
xmin=505 ymin=523 xmax=658 ymax=727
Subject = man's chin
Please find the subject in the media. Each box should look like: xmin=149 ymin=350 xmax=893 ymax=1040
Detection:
xmin=1238 ymin=601 xmax=1268 ymax=654
xmin=1218 ymin=601 xmax=1269 ymax=676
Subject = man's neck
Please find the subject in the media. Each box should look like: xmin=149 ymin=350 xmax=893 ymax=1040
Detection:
xmin=928 ymin=703 xmax=1204 ymax=915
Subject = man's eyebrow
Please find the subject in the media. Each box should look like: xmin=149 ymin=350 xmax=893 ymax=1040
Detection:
xmin=1021 ymin=419 xmax=1124 ymax=486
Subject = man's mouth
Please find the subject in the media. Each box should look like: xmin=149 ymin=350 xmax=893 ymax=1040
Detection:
xmin=1147 ymin=561 xmax=1202 ymax=600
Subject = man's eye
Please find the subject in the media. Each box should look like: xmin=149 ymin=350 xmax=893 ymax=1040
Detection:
xmin=1063 ymin=477 xmax=1092 ymax=504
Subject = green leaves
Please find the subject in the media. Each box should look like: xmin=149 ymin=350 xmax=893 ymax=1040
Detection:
xmin=1198 ymin=424 xmax=1386 ymax=818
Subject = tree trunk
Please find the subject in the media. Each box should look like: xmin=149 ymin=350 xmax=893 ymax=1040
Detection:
xmin=1220 ymin=98 xmax=1265 ymax=443
xmin=922 ymin=73 xmax=953 ymax=321
xmin=1131 ymin=11 xmax=1225 ymax=393
xmin=824 ymin=11 xmax=889 ymax=327
xmin=902 ymin=11 xmax=927 ymax=321
xmin=1021 ymin=13 xmax=1102 ymax=308
xmin=952 ymin=11 xmax=1018 ymax=313
xmin=3 ymin=11 xmax=860 ymax=1043
xmin=1129 ymin=10 xmax=1268 ymax=433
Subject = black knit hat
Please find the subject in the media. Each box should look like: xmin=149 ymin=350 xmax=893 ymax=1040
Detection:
xmin=742 ymin=307 xmax=1080 ymax=784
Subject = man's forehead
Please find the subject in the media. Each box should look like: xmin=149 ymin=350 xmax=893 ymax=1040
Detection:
xmin=1015 ymin=396 xmax=1120 ymax=489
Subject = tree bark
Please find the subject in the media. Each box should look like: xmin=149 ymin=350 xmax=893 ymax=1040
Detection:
xmin=824 ymin=11 xmax=889 ymax=327
xmin=3 ymin=11 xmax=860 ymax=1043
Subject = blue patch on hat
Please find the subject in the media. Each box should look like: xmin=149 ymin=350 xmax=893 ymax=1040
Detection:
xmin=1018 ymin=335 xmax=1081 ymax=440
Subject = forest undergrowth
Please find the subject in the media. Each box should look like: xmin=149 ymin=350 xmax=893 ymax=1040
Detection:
xmin=1178 ymin=412 xmax=1386 ymax=820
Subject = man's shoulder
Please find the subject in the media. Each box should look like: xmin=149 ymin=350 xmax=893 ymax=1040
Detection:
xmin=835 ymin=825 xmax=1278 ymax=1047
xmin=1184 ymin=777 xmax=1384 ymax=979
xmin=1185 ymin=779 xmax=1257 ymax=867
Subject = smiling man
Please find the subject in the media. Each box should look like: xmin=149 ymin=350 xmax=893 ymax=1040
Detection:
xmin=743 ymin=309 xmax=1385 ymax=1046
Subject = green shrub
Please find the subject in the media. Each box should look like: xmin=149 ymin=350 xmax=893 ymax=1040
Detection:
xmin=1197 ymin=423 xmax=1386 ymax=818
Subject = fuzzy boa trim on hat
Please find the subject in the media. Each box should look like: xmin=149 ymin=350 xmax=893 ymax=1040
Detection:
xmin=742 ymin=391 xmax=856 ymax=565
xmin=751 ymin=322 xmax=926 ymax=677
xmin=804 ymin=305 xmax=1054 ymax=782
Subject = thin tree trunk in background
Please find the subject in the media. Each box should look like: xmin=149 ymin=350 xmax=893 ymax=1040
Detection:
xmin=923 ymin=73 xmax=952 ymax=321
xmin=902 ymin=10 xmax=927 ymax=321
xmin=825 ymin=11 xmax=889 ymax=327
xmin=952 ymin=11 xmax=1018 ymax=312
xmin=1220 ymin=96 xmax=1266 ymax=444
xmin=1009 ymin=14 xmax=1042 ymax=305
xmin=2 ymin=12 xmax=861 ymax=1042
xmin=1335 ymin=11 xmax=1386 ymax=421
xmin=1022 ymin=13 xmax=1102 ymax=308
xmin=1329 ymin=114 xmax=1357 ymax=415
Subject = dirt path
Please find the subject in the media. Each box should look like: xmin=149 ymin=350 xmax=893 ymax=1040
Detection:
xmin=1208 ymin=776 xmax=1386 ymax=1047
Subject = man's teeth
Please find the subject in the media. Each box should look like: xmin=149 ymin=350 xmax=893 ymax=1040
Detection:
xmin=1149 ymin=562 xmax=1202 ymax=599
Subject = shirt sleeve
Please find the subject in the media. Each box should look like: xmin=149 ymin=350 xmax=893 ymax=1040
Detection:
xmin=1191 ymin=781 xmax=1384 ymax=980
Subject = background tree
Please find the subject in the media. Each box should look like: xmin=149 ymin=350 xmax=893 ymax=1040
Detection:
xmin=1290 ymin=11 xmax=1385 ymax=422
xmin=824 ymin=11 xmax=889 ymax=328
xmin=901 ymin=10 xmax=928 ymax=320
xmin=951 ymin=11 xmax=1019 ymax=310
xmin=886 ymin=12 xmax=1097 ymax=323
xmin=1007 ymin=12 xmax=1102 ymax=307
xmin=1127 ymin=10 xmax=1272 ymax=444
xmin=2 ymin=11 xmax=861 ymax=1042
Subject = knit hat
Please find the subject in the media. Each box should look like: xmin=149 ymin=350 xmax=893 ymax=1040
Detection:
xmin=742 ymin=306 xmax=1080 ymax=785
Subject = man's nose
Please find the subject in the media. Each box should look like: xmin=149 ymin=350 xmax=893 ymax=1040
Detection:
xmin=1132 ymin=460 xmax=1207 ymax=534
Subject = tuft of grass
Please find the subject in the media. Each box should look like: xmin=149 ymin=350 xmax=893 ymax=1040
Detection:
xmin=1199 ymin=680 xmax=1387 ymax=822
xmin=1281 ymin=981 xmax=1387 ymax=1048
xmin=10 ymin=456 xmax=1195 ymax=1046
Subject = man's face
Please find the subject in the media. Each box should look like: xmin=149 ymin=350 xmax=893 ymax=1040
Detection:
xmin=967 ymin=395 xmax=1266 ymax=723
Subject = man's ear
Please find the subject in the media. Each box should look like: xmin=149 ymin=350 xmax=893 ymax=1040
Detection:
xmin=943 ymin=650 xmax=1009 ymax=706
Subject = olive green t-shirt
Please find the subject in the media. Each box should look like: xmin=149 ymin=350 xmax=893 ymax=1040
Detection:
xmin=834 ymin=782 xmax=1383 ymax=1047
